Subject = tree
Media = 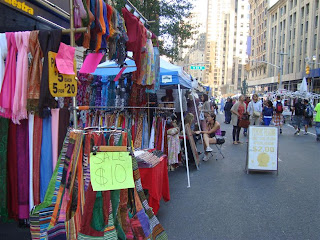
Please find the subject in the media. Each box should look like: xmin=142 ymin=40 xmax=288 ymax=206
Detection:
xmin=113 ymin=0 xmax=197 ymax=62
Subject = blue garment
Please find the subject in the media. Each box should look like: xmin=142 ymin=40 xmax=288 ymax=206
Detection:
xmin=142 ymin=115 xmax=149 ymax=149
xmin=263 ymin=107 xmax=273 ymax=116
xmin=40 ymin=116 xmax=53 ymax=202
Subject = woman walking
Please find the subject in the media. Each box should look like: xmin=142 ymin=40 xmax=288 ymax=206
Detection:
xmin=231 ymin=95 xmax=247 ymax=145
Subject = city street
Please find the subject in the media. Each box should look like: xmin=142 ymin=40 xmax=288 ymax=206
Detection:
xmin=158 ymin=114 xmax=320 ymax=240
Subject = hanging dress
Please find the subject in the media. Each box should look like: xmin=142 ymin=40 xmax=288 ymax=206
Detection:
xmin=0 ymin=32 xmax=17 ymax=119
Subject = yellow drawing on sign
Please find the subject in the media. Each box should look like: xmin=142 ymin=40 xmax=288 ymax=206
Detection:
xmin=48 ymin=51 xmax=77 ymax=97
xmin=90 ymin=152 xmax=135 ymax=191
xmin=257 ymin=153 xmax=270 ymax=167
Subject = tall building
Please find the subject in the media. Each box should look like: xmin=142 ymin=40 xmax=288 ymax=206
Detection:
xmin=220 ymin=0 xmax=250 ymax=95
xmin=248 ymin=0 xmax=320 ymax=94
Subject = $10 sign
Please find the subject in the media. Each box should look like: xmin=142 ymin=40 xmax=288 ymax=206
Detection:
xmin=90 ymin=152 xmax=135 ymax=191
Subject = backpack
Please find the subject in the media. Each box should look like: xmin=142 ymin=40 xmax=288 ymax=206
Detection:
xmin=275 ymin=101 xmax=283 ymax=113
xmin=306 ymin=104 xmax=314 ymax=117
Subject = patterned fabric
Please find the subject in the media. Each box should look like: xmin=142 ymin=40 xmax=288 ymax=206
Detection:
xmin=132 ymin=155 xmax=168 ymax=240
xmin=167 ymin=130 xmax=180 ymax=165
xmin=0 ymin=118 xmax=9 ymax=222
xmin=134 ymin=115 xmax=143 ymax=150
xmin=273 ymin=113 xmax=283 ymax=126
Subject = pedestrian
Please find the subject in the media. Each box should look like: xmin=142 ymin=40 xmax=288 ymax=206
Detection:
xmin=231 ymin=95 xmax=247 ymax=145
xmin=303 ymin=99 xmax=314 ymax=135
xmin=199 ymin=94 xmax=211 ymax=131
xmin=262 ymin=100 xmax=274 ymax=126
xmin=273 ymin=96 xmax=284 ymax=134
xmin=292 ymin=98 xmax=305 ymax=135
xmin=220 ymin=97 xmax=225 ymax=114
xmin=195 ymin=112 xmax=224 ymax=161
xmin=247 ymin=93 xmax=262 ymax=126
xmin=224 ymin=97 xmax=233 ymax=124
xmin=314 ymin=101 xmax=320 ymax=141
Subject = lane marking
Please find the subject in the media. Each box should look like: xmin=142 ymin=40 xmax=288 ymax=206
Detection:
xmin=286 ymin=124 xmax=316 ymax=136
xmin=278 ymin=158 xmax=282 ymax=162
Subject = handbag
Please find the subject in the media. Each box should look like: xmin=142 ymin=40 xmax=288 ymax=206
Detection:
xmin=238 ymin=113 xmax=250 ymax=128
xmin=253 ymin=111 xmax=261 ymax=118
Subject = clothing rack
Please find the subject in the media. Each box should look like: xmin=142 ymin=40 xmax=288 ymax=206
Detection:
xmin=125 ymin=0 xmax=149 ymax=25
xmin=72 ymin=106 xmax=175 ymax=111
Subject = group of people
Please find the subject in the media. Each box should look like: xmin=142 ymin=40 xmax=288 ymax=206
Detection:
xmin=222 ymin=94 xmax=320 ymax=142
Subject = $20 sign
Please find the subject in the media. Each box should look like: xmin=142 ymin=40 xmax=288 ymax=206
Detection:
xmin=90 ymin=152 xmax=135 ymax=191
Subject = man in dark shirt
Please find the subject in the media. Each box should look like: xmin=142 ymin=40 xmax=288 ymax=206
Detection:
xmin=292 ymin=98 xmax=305 ymax=135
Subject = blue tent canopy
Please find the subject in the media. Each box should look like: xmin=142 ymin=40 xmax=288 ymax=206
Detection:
xmin=159 ymin=58 xmax=193 ymax=89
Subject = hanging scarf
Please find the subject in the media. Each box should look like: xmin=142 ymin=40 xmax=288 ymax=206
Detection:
xmin=0 ymin=32 xmax=17 ymax=119
xmin=27 ymin=30 xmax=43 ymax=112
xmin=38 ymin=30 xmax=62 ymax=118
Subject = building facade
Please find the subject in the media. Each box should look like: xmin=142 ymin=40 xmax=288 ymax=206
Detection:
xmin=204 ymin=0 xmax=249 ymax=96
xmin=248 ymin=0 xmax=320 ymax=94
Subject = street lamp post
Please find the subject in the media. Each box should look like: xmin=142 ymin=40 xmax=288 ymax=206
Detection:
xmin=312 ymin=56 xmax=317 ymax=92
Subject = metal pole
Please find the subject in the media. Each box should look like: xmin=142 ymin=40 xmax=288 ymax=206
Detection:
xmin=192 ymin=91 xmax=204 ymax=145
xmin=178 ymin=84 xmax=190 ymax=188
xmin=279 ymin=53 xmax=284 ymax=89
xmin=69 ymin=0 xmax=78 ymax=129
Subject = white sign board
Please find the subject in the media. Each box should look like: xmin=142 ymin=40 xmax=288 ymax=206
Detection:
xmin=161 ymin=75 xmax=172 ymax=83
xmin=247 ymin=126 xmax=278 ymax=172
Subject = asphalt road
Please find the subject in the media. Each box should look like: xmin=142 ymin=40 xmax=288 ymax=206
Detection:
xmin=157 ymin=113 xmax=320 ymax=240
xmin=1 ymin=114 xmax=319 ymax=240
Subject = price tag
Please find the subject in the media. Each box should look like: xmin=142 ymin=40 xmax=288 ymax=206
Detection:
xmin=48 ymin=51 xmax=77 ymax=97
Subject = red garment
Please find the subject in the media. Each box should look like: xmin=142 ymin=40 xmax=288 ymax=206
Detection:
xmin=16 ymin=119 xmax=29 ymax=219
xmin=238 ymin=104 xmax=245 ymax=119
xmin=33 ymin=115 xmax=42 ymax=205
xmin=7 ymin=121 xmax=18 ymax=220
xmin=139 ymin=158 xmax=170 ymax=215
xmin=121 ymin=8 xmax=147 ymax=81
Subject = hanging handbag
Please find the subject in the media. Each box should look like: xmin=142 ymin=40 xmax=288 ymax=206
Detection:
xmin=238 ymin=113 xmax=250 ymax=128
xmin=199 ymin=111 xmax=205 ymax=120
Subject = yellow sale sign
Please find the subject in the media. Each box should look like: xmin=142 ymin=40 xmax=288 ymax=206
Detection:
xmin=48 ymin=51 xmax=77 ymax=97
xmin=90 ymin=152 xmax=135 ymax=191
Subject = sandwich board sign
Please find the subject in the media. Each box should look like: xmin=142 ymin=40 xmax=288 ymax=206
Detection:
xmin=246 ymin=126 xmax=278 ymax=174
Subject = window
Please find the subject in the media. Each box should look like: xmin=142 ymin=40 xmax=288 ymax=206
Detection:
xmin=290 ymin=15 xmax=292 ymax=26
xmin=293 ymin=12 xmax=296 ymax=24
xmin=306 ymin=21 xmax=308 ymax=33
xmin=316 ymin=16 xmax=318 ymax=28
xmin=241 ymin=14 xmax=244 ymax=18
xmin=306 ymin=3 xmax=309 ymax=15
xmin=305 ymin=38 xmax=307 ymax=54
xmin=301 ymin=24 xmax=303 ymax=35
xmin=301 ymin=7 xmax=304 ymax=18
xmin=300 ymin=40 xmax=303 ymax=54
xmin=314 ymin=34 xmax=317 ymax=50
xmin=317 ymin=0 xmax=319 ymax=9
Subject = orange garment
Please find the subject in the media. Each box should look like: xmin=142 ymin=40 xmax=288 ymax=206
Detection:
xmin=83 ymin=0 xmax=95 ymax=49
xmin=95 ymin=0 xmax=106 ymax=52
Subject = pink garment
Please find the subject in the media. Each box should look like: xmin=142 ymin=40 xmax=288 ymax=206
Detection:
xmin=12 ymin=31 xmax=31 ymax=124
xmin=0 ymin=33 xmax=17 ymax=118
xmin=51 ymin=108 xmax=60 ymax=170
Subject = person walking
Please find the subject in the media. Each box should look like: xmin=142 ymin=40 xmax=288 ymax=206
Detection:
xmin=314 ymin=102 xmax=320 ymax=141
xmin=247 ymin=94 xmax=262 ymax=126
xmin=303 ymin=99 xmax=314 ymax=135
xmin=224 ymin=97 xmax=233 ymax=124
xmin=262 ymin=100 xmax=274 ymax=126
xmin=273 ymin=96 xmax=284 ymax=134
xmin=292 ymin=98 xmax=305 ymax=136
xmin=231 ymin=95 xmax=247 ymax=145
xmin=243 ymin=96 xmax=251 ymax=136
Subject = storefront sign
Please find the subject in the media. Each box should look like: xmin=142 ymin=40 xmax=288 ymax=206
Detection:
xmin=90 ymin=152 xmax=135 ymax=191
xmin=247 ymin=126 xmax=278 ymax=172
xmin=48 ymin=51 xmax=77 ymax=97
xmin=3 ymin=0 xmax=33 ymax=15
xmin=0 ymin=0 xmax=70 ymax=28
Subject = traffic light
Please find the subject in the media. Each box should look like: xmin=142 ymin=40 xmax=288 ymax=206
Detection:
xmin=306 ymin=65 xmax=310 ymax=75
